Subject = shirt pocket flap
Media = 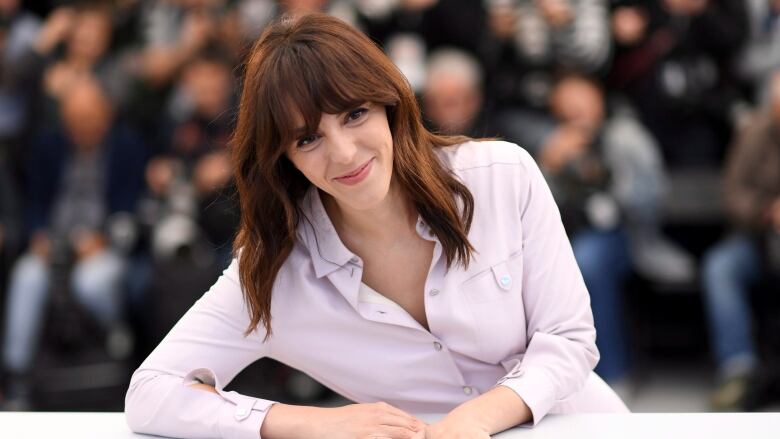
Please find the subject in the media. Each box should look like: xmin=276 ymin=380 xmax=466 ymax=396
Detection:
xmin=462 ymin=253 xmax=522 ymax=303
xmin=492 ymin=262 xmax=513 ymax=291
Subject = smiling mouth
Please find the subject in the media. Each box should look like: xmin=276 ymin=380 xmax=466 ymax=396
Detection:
xmin=335 ymin=159 xmax=372 ymax=180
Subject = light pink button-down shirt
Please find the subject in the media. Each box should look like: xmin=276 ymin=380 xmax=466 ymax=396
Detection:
xmin=125 ymin=141 xmax=628 ymax=439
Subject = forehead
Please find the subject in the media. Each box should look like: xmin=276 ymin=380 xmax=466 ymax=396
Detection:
xmin=256 ymin=35 xmax=398 ymax=149
xmin=273 ymin=87 xmax=365 ymax=143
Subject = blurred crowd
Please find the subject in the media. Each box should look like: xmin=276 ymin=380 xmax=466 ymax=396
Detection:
xmin=0 ymin=0 xmax=779 ymax=414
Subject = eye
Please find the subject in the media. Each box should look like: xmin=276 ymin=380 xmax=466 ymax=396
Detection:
xmin=296 ymin=133 xmax=320 ymax=150
xmin=346 ymin=107 xmax=368 ymax=122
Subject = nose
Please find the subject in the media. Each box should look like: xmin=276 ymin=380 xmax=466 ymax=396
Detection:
xmin=325 ymin=133 xmax=358 ymax=165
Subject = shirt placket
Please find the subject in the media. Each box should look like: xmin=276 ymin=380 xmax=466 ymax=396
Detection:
xmin=419 ymin=219 xmax=481 ymax=401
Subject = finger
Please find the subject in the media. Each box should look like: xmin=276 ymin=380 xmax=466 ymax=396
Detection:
xmin=376 ymin=407 xmax=425 ymax=431
xmin=377 ymin=411 xmax=423 ymax=432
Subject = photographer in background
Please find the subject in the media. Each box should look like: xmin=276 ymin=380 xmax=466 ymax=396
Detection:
xmin=0 ymin=78 xmax=145 ymax=410
xmin=608 ymin=0 xmax=748 ymax=167
xmin=701 ymin=71 xmax=780 ymax=411
xmin=536 ymin=74 xmax=634 ymax=390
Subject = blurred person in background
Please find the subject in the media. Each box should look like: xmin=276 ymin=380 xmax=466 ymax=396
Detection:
xmin=486 ymin=0 xmax=611 ymax=152
xmin=139 ymin=0 xmax=240 ymax=89
xmin=701 ymin=72 xmax=780 ymax=412
xmin=549 ymin=73 xmax=694 ymax=285
xmin=10 ymin=3 xmax=133 ymax=131
xmin=540 ymin=74 xmax=632 ymax=391
xmin=152 ymin=50 xmax=238 ymax=263
xmin=126 ymin=51 xmax=239 ymax=351
xmin=608 ymin=0 xmax=748 ymax=167
xmin=134 ymin=0 xmax=245 ymax=149
xmin=0 ymin=78 xmax=146 ymax=410
xmin=539 ymin=73 xmax=693 ymax=391
xmin=513 ymin=0 xmax=611 ymax=77
xmin=422 ymin=48 xmax=490 ymax=137
xmin=140 ymin=0 xmax=357 ymax=88
xmin=357 ymin=0 xmax=486 ymax=93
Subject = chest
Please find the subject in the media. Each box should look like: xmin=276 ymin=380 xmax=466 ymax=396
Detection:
xmin=270 ymin=243 xmax=529 ymax=408
xmin=359 ymin=238 xmax=435 ymax=331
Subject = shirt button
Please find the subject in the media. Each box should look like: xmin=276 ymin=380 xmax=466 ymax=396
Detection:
xmin=463 ymin=386 xmax=473 ymax=395
xmin=236 ymin=408 xmax=247 ymax=417
xmin=433 ymin=341 xmax=443 ymax=351
xmin=428 ymin=289 xmax=440 ymax=297
xmin=350 ymin=256 xmax=359 ymax=264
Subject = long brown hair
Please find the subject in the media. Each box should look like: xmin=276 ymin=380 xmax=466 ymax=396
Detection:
xmin=232 ymin=12 xmax=475 ymax=338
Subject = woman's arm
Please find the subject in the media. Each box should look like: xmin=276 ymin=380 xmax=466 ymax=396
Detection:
xmin=125 ymin=259 xmax=274 ymax=438
xmin=498 ymin=147 xmax=599 ymax=423
xmin=424 ymin=386 xmax=531 ymax=438
xmin=428 ymin=145 xmax=599 ymax=437
xmin=182 ymin=384 xmax=426 ymax=439
xmin=125 ymin=259 xmax=425 ymax=439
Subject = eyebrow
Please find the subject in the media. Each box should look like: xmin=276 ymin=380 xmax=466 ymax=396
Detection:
xmin=293 ymin=126 xmax=307 ymax=136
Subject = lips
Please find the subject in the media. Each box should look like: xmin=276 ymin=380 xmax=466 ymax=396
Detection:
xmin=334 ymin=158 xmax=373 ymax=185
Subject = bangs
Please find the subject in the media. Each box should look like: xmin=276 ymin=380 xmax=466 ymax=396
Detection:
xmin=260 ymin=35 xmax=400 ymax=153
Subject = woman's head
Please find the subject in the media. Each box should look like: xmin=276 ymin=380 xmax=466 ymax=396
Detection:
xmin=233 ymin=12 xmax=425 ymax=207
xmin=231 ymin=13 xmax=475 ymax=337
xmin=237 ymin=13 xmax=413 ymax=213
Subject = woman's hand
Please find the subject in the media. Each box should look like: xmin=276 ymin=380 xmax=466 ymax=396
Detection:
xmin=310 ymin=402 xmax=426 ymax=439
xmin=261 ymin=401 xmax=426 ymax=439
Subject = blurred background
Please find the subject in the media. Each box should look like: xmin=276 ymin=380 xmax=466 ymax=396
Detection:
xmin=0 ymin=0 xmax=779 ymax=416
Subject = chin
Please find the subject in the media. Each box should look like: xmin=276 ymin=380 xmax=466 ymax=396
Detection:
xmin=343 ymin=182 xmax=392 ymax=211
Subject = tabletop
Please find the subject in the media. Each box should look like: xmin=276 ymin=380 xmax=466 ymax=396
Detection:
xmin=1 ymin=411 xmax=779 ymax=438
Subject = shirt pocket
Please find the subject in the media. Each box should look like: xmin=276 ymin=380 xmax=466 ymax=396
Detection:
xmin=461 ymin=252 xmax=523 ymax=303
xmin=460 ymin=252 xmax=526 ymax=363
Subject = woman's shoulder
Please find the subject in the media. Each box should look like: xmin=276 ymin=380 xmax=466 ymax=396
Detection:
xmin=436 ymin=139 xmax=535 ymax=174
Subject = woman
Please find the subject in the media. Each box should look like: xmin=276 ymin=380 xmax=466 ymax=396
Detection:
xmin=125 ymin=12 xmax=627 ymax=439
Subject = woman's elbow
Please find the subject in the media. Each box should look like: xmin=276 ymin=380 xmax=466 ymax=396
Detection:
xmin=124 ymin=371 xmax=159 ymax=433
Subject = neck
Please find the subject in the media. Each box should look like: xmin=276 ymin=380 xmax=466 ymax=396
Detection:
xmin=322 ymin=180 xmax=418 ymax=249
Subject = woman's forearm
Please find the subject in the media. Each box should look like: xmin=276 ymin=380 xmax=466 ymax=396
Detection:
xmin=188 ymin=383 xmax=316 ymax=439
xmin=451 ymin=385 xmax=532 ymax=434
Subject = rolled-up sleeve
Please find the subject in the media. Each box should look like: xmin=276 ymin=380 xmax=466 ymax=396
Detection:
xmin=125 ymin=259 xmax=275 ymax=438
xmin=496 ymin=148 xmax=599 ymax=425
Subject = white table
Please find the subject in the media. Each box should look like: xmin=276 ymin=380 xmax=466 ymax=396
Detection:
xmin=1 ymin=412 xmax=779 ymax=438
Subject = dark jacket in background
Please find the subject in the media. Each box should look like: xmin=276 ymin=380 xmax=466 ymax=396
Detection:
xmin=25 ymin=123 xmax=147 ymax=234
xmin=608 ymin=0 xmax=748 ymax=165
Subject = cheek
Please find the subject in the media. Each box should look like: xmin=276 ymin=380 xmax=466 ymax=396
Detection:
xmin=290 ymin=153 xmax=329 ymax=187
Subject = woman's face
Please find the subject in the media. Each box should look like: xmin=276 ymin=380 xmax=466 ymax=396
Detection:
xmin=285 ymin=102 xmax=395 ymax=212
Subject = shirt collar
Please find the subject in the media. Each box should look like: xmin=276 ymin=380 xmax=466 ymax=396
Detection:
xmin=297 ymin=185 xmax=439 ymax=278
xmin=298 ymin=186 xmax=356 ymax=278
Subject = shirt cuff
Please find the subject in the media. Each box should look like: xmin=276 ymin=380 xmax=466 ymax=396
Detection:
xmin=185 ymin=368 xmax=277 ymax=439
xmin=217 ymin=391 xmax=275 ymax=439
xmin=496 ymin=366 xmax=556 ymax=426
